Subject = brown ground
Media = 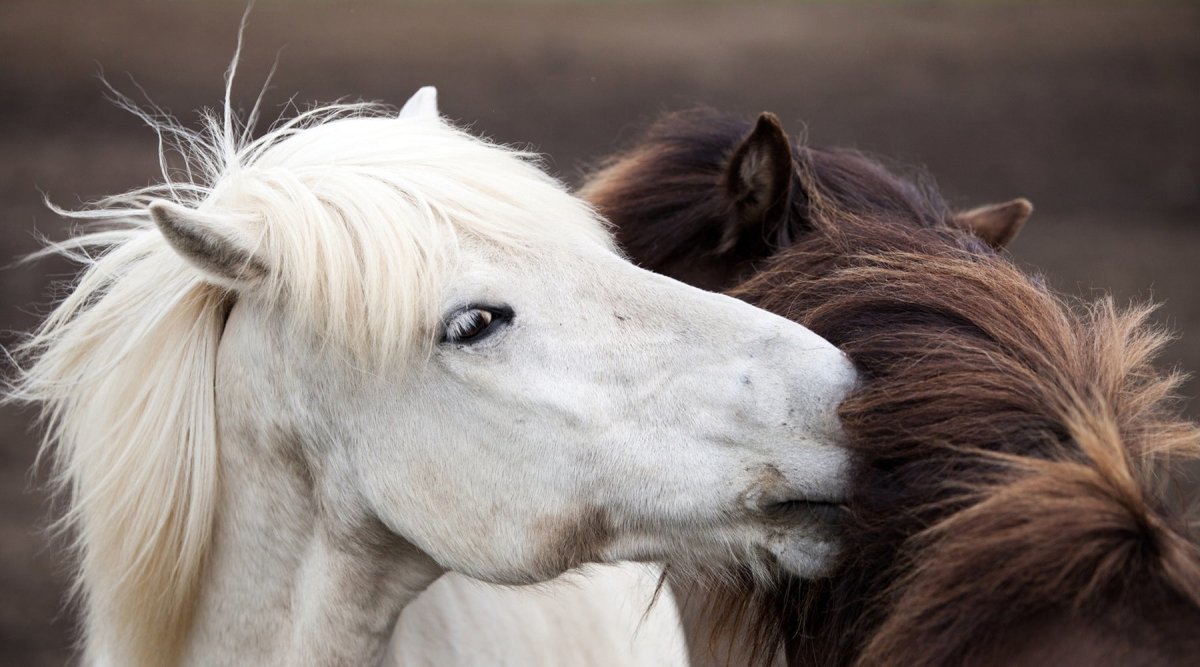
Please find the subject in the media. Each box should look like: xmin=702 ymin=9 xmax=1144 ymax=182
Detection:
xmin=1 ymin=1 xmax=1197 ymax=663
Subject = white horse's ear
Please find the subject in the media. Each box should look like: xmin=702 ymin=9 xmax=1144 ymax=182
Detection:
xmin=149 ymin=200 xmax=268 ymax=285
xmin=398 ymin=86 xmax=439 ymax=120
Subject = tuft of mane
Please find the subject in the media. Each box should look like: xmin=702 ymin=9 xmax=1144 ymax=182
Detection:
xmin=582 ymin=109 xmax=1200 ymax=666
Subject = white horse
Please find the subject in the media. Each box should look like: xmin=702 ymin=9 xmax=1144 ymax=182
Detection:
xmin=9 ymin=79 xmax=856 ymax=665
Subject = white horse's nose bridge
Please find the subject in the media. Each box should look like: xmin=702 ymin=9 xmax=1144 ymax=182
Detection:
xmin=724 ymin=303 xmax=852 ymax=406
xmin=755 ymin=309 xmax=855 ymax=393
xmin=600 ymin=261 xmax=855 ymax=443
xmin=712 ymin=313 xmax=857 ymax=496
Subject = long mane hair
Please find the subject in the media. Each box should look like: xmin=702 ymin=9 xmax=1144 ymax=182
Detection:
xmin=583 ymin=109 xmax=1200 ymax=665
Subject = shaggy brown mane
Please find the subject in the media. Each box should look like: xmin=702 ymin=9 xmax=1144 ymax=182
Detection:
xmin=583 ymin=110 xmax=1200 ymax=666
xmin=737 ymin=214 xmax=1200 ymax=666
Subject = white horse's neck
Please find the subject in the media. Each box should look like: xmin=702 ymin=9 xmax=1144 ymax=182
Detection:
xmin=181 ymin=415 xmax=442 ymax=666
xmin=179 ymin=309 xmax=444 ymax=666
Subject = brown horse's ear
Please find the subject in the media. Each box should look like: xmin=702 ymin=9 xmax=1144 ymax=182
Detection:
xmin=720 ymin=112 xmax=794 ymax=254
xmin=952 ymin=198 xmax=1033 ymax=249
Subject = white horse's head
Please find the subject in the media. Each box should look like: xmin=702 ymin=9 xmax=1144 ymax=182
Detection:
xmin=15 ymin=89 xmax=855 ymax=662
xmin=155 ymin=105 xmax=854 ymax=579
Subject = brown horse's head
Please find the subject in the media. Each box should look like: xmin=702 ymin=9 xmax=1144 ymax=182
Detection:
xmin=583 ymin=110 xmax=1200 ymax=666
xmin=581 ymin=108 xmax=1030 ymax=292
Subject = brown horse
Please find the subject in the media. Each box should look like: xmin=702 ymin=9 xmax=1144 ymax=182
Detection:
xmin=582 ymin=109 xmax=1200 ymax=666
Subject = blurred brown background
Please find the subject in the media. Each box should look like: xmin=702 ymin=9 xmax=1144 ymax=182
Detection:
xmin=1 ymin=1 xmax=1197 ymax=663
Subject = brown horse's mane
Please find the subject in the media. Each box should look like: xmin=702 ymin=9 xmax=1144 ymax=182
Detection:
xmin=583 ymin=109 xmax=1200 ymax=666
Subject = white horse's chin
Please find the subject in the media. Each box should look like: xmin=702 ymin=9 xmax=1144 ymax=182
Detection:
xmin=767 ymin=531 xmax=842 ymax=579
xmin=756 ymin=495 xmax=847 ymax=579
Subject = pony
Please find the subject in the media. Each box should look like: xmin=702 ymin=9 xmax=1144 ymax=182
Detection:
xmin=4 ymin=80 xmax=863 ymax=664
xmin=581 ymin=108 xmax=1200 ymax=666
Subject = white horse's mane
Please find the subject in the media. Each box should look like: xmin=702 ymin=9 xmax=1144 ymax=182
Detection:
xmin=7 ymin=62 xmax=610 ymax=662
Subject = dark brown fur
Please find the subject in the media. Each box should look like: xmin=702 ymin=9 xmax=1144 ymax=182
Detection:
xmin=582 ymin=110 xmax=1200 ymax=666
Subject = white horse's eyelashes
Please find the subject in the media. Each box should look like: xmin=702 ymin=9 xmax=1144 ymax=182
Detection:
xmin=441 ymin=305 xmax=512 ymax=344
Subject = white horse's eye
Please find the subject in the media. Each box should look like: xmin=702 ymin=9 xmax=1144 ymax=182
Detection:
xmin=442 ymin=307 xmax=510 ymax=344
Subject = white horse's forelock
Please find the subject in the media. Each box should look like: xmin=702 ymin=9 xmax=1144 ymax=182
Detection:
xmin=7 ymin=78 xmax=612 ymax=663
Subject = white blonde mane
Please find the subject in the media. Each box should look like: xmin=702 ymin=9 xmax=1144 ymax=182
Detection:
xmin=7 ymin=74 xmax=610 ymax=664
